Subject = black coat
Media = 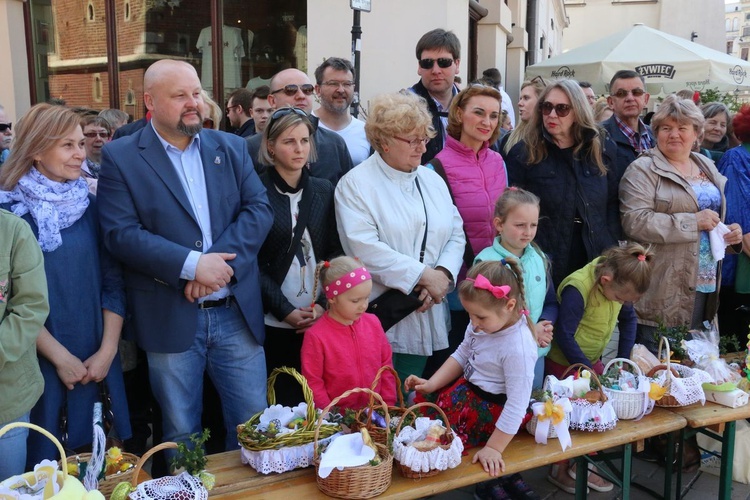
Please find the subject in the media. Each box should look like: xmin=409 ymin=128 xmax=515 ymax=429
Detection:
xmin=505 ymin=131 xmax=622 ymax=286
xmin=410 ymin=80 xmax=453 ymax=165
xmin=258 ymin=168 xmax=342 ymax=321
xmin=600 ymin=115 xmax=655 ymax=181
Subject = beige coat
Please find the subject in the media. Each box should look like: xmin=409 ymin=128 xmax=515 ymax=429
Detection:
xmin=619 ymin=148 xmax=727 ymax=328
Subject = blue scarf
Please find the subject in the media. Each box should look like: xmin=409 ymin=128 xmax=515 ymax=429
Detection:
xmin=0 ymin=167 xmax=89 ymax=252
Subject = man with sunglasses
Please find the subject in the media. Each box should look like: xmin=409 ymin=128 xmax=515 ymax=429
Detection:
xmin=245 ymin=68 xmax=352 ymax=185
xmin=410 ymin=28 xmax=461 ymax=164
xmin=601 ymin=70 xmax=656 ymax=179
xmin=0 ymin=105 xmax=12 ymax=167
xmin=225 ymin=88 xmax=255 ymax=138
xmin=313 ymin=57 xmax=370 ymax=166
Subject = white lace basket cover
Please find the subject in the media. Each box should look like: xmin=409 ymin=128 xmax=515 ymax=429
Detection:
xmin=128 ymin=472 xmax=207 ymax=500
xmin=240 ymin=433 xmax=341 ymax=474
xmin=653 ymin=363 xmax=712 ymax=406
xmin=544 ymin=364 xmax=618 ymax=432
xmin=392 ymin=417 xmax=463 ymax=474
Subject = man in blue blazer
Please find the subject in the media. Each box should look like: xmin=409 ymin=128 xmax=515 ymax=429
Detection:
xmin=98 ymin=59 xmax=273 ymax=453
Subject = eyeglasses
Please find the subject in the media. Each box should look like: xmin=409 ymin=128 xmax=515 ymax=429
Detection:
xmin=0 ymin=123 xmax=11 ymax=132
xmin=393 ymin=136 xmax=430 ymax=148
xmin=321 ymin=80 xmax=355 ymax=89
xmin=270 ymin=84 xmax=315 ymax=96
xmin=418 ymin=58 xmax=454 ymax=69
xmin=530 ymin=76 xmax=547 ymax=87
xmin=83 ymin=131 xmax=111 ymax=139
xmin=266 ymin=107 xmax=308 ymax=133
xmin=225 ymin=104 xmax=240 ymax=114
xmin=611 ymin=88 xmax=646 ymax=98
xmin=540 ymin=102 xmax=572 ymax=117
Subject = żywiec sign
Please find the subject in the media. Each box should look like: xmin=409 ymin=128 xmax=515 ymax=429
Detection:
xmin=635 ymin=64 xmax=676 ymax=79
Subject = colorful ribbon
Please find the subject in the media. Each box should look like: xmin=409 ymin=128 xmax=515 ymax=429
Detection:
xmin=466 ymin=274 xmax=510 ymax=299
xmin=531 ymin=398 xmax=572 ymax=451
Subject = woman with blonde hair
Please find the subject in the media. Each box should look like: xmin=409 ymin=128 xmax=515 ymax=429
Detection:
xmin=0 ymin=103 xmax=130 ymax=465
xmin=200 ymin=90 xmax=222 ymax=130
xmin=500 ymin=76 xmax=547 ymax=155
xmin=335 ymin=91 xmax=465 ymax=384
xmin=505 ymin=79 xmax=621 ymax=286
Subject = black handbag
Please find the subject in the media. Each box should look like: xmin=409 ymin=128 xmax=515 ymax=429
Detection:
xmin=367 ymin=289 xmax=424 ymax=332
xmin=366 ymin=178 xmax=429 ymax=331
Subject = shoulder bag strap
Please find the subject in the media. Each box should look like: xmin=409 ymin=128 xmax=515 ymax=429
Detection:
xmin=427 ymin=158 xmax=476 ymax=269
xmin=413 ymin=177 xmax=428 ymax=263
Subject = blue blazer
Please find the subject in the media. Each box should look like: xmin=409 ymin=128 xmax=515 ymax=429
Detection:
xmin=98 ymin=124 xmax=273 ymax=353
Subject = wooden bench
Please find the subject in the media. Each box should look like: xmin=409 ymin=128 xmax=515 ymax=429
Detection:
xmin=668 ymin=401 xmax=750 ymax=500
xmin=206 ymin=407 xmax=686 ymax=499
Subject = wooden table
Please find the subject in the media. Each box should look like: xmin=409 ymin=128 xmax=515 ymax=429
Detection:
xmin=668 ymin=401 xmax=750 ymax=500
xmin=206 ymin=407 xmax=686 ymax=500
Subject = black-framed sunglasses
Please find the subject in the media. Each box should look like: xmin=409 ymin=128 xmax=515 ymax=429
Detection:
xmin=83 ymin=131 xmax=111 ymax=139
xmin=540 ymin=101 xmax=572 ymax=117
xmin=266 ymin=107 xmax=308 ymax=133
xmin=419 ymin=58 xmax=454 ymax=70
xmin=0 ymin=122 xmax=11 ymax=132
xmin=610 ymin=88 xmax=646 ymax=98
xmin=530 ymin=75 xmax=547 ymax=87
xmin=270 ymin=84 xmax=315 ymax=96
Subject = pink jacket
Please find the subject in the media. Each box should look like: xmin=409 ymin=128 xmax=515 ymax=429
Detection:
xmin=301 ymin=312 xmax=397 ymax=411
xmin=434 ymin=135 xmax=507 ymax=264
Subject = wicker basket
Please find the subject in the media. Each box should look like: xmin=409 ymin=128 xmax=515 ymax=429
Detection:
xmin=602 ymin=358 xmax=651 ymax=420
xmin=560 ymin=363 xmax=617 ymax=432
xmin=526 ymin=410 xmax=570 ymax=438
xmin=648 ymin=337 xmax=710 ymax=408
xmin=66 ymin=449 xmax=140 ymax=499
xmin=237 ymin=367 xmax=340 ymax=451
xmin=0 ymin=422 xmax=70 ymax=494
xmin=393 ymin=402 xmax=459 ymax=479
xmin=350 ymin=366 xmax=407 ymax=446
xmin=314 ymin=388 xmax=393 ymax=499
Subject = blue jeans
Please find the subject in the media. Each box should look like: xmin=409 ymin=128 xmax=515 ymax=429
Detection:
xmin=148 ymin=300 xmax=267 ymax=457
xmin=0 ymin=412 xmax=30 ymax=479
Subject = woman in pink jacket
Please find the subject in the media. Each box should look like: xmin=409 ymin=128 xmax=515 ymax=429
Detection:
xmin=424 ymin=84 xmax=508 ymax=378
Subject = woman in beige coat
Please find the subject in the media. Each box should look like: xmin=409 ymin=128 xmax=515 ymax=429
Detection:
xmin=620 ymin=94 xmax=743 ymax=354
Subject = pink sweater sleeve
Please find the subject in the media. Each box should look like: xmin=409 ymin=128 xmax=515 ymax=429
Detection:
xmin=301 ymin=326 xmax=332 ymax=409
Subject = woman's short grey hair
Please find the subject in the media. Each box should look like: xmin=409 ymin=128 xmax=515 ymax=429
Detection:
xmin=364 ymin=91 xmax=436 ymax=154
xmin=701 ymin=101 xmax=730 ymax=121
xmin=651 ymin=94 xmax=705 ymax=134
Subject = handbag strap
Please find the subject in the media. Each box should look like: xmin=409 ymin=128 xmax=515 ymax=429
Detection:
xmin=428 ymin=158 xmax=475 ymax=269
xmin=414 ymin=177 xmax=428 ymax=263
xmin=277 ymin=185 xmax=314 ymax=281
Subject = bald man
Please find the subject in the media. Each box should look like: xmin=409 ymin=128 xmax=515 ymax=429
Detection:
xmin=245 ymin=68 xmax=352 ymax=185
xmin=98 ymin=59 xmax=273 ymax=455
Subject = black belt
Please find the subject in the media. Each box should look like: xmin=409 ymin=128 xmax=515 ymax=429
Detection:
xmin=466 ymin=381 xmax=508 ymax=406
xmin=198 ymin=296 xmax=233 ymax=309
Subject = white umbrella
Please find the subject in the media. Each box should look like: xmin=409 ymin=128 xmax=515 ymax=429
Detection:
xmin=525 ymin=24 xmax=750 ymax=95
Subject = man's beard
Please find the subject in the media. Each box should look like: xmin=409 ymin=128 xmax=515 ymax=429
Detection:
xmin=321 ymin=96 xmax=351 ymax=114
xmin=177 ymin=112 xmax=204 ymax=136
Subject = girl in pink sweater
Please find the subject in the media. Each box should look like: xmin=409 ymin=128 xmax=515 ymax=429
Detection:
xmin=301 ymin=256 xmax=396 ymax=411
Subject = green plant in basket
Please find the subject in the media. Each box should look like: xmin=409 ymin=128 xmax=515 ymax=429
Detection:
xmin=654 ymin=322 xmax=689 ymax=359
xmin=171 ymin=428 xmax=210 ymax=475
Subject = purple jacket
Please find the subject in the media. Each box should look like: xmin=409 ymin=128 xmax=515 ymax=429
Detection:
xmin=434 ymin=135 xmax=507 ymax=273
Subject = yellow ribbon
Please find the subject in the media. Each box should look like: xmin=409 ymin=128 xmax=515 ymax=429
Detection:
xmin=538 ymin=399 xmax=566 ymax=426
xmin=649 ymin=381 xmax=667 ymax=401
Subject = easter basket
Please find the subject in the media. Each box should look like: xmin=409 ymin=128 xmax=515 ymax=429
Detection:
xmin=314 ymin=388 xmax=393 ymax=499
xmin=110 ymin=442 xmax=210 ymax=500
xmin=648 ymin=337 xmax=712 ymax=407
xmin=526 ymin=399 xmax=572 ymax=440
xmin=546 ymin=363 xmax=618 ymax=432
xmin=392 ymin=402 xmax=463 ymax=479
xmin=602 ymin=358 xmax=654 ymax=420
xmin=236 ymin=367 xmax=341 ymax=473
xmin=65 ymin=450 xmax=139 ymax=499
xmin=349 ymin=366 xmax=408 ymax=447
xmin=0 ymin=421 xmax=105 ymax=500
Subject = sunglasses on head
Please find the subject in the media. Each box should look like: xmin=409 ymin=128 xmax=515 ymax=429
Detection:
xmin=611 ymin=88 xmax=646 ymax=98
xmin=266 ymin=107 xmax=308 ymax=133
xmin=83 ymin=131 xmax=111 ymax=139
xmin=270 ymin=84 xmax=315 ymax=96
xmin=540 ymin=101 xmax=572 ymax=117
xmin=0 ymin=123 xmax=11 ymax=132
xmin=419 ymin=58 xmax=454 ymax=69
